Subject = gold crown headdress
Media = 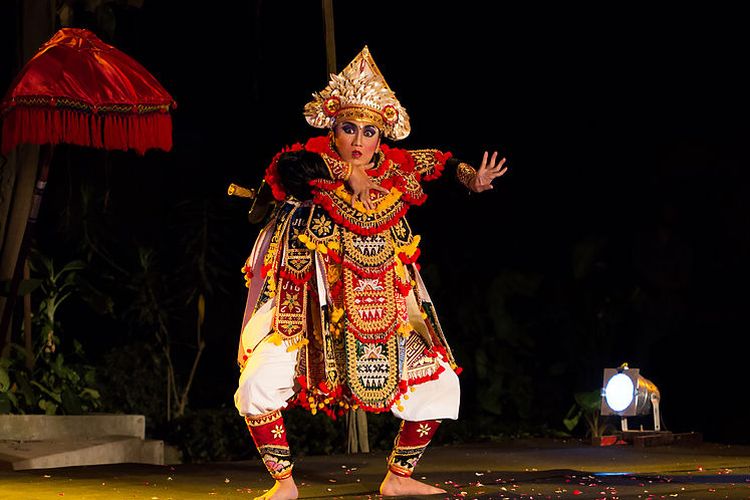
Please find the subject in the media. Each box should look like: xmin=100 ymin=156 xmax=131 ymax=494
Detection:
xmin=304 ymin=46 xmax=410 ymax=141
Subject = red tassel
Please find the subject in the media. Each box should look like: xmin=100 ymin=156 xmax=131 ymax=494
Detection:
xmin=327 ymin=249 xmax=342 ymax=263
xmin=422 ymin=151 xmax=452 ymax=181
xmin=396 ymin=280 xmax=412 ymax=296
xmin=74 ymin=110 xmax=88 ymax=145
xmin=279 ymin=267 xmax=312 ymax=286
xmin=408 ymin=364 xmax=446 ymax=387
xmin=90 ymin=114 xmax=103 ymax=148
xmin=401 ymin=190 xmax=428 ymax=206
xmin=1 ymin=105 xmax=173 ymax=155
xmin=260 ymin=264 xmax=272 ymax=278
xmin=330 ymin=279 xmax=342 ymax=299
xmin=398 ymin=248 xmax=421 ymax=265
xmin=430 ymin=365 xmax=446 ymax=380
xmin=342 ymin=259 xmax=395 ymax=278
xmin=351 ymin=329 xmax=397 ymax=345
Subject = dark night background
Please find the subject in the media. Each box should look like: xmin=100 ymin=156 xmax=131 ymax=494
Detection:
xmin=2 ymin=2 xmax=749 ymax=451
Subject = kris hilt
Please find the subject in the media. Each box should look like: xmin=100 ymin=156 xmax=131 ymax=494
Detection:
xmin=227 ymin=183 xmax=256 ymax=199
xmin=227 ymin=180 xmax=275 ymax=224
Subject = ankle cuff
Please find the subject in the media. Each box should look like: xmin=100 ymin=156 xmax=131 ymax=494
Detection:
xmin=388 ymin=463 xmax=413 ymax=477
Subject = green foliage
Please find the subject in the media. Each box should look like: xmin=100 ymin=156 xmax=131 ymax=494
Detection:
xmin=0 ymin=253 xmax=101 ymax=415
xmin=31 ymin=255 xmax=87 ymax=333
xmin=563 ymin=389 xmax=615 ymax=438
xmin=1 ymin=342 xmax=102 ymax=415
xmin=53 ymin=176 xmax=243 ymax=443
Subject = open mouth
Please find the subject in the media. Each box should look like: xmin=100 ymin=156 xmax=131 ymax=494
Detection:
xmin=351 ymin=151 xmax=362 ymax=159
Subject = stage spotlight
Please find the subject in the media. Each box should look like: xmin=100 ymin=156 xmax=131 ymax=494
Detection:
xmin=600 ymin=364 xmax=661 ymax=432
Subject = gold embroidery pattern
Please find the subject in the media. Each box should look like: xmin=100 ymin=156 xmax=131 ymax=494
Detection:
xmin=271 ymin=424 xmax=285 ymax=439
xmin=306 ymin=206 xmax=339 ymax=246
xmin=409 ymin=149 xmax=441 ymax=178
xmin=244 ymin=409 xmax=282 ymax=427
xmin=345 ymin=329 xmax=399 ymax=409
xmin=417 ymin=423 xmax=432 ymax=437
xmin=400 ymin=172 xmax=426 ymax=200
xmin=273 ymin=279 xmax=307 ymax=340
xmin=259 ymin=446 xmax=293 ymax=480
xmin=311 ymin=214 xmax=333 ymax=238
xmin=311 ymin=151 xmax=426 ymax=235
xmin=321 ymin=153 xmax=353 ymax=181
xmin=387 ymin=443 xmax=428 ymax=477
xmin=317 ymin=188 xmax=407 ymax=234
xmin=271 ymin=207 xmax=314 ymax=341
xmin=343 ymin=231 xmax=394 ymax=269
xmin=405 ymin=332 xmax=440 ymax=382
xmin=390 ymin=218 xmax=413 ymax=248
xmin=456 ymin=162 xmax=477 ymax=189
xmin=284 ymin=247 xmax=312 ymax=278
xmin=343 ymin=266 xmax=398 ymax=340
xmin=323 ymin=320 xmax=344 ymax=387
xmin=253 ymin=204 xmax=296 ymax=313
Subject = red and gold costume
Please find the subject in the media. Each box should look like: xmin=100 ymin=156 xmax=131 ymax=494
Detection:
xmin=235 ymin=46 xmax=475 ymax=481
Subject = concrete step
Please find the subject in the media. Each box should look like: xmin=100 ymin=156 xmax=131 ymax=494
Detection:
xmin=0 ymin=414 xmax=146 ymax=440
xmin=0 ymin=414 xmax=165 ymax=470
xmin=0 ymin=436 xmax=164 ymax=470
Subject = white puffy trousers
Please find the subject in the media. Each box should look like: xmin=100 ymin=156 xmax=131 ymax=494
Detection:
xmin=234 ymin=301 xmax=460 ymax=421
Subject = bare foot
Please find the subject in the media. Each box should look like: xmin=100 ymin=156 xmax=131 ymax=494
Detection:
xmin=254 ymin=477 xmax=298 ymax=500
xmin=379 ymin=470 xmax=447 ymax=496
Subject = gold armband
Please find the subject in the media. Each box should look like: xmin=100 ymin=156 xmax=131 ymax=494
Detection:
xmin=321 ymin=153 xmax=353 ymax=181
xmin=456 ymin=162 xmax=477 ymax=189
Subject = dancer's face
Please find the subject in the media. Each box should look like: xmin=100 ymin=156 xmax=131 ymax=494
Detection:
xmin=333 ymin=120 xmax=381 ymax=168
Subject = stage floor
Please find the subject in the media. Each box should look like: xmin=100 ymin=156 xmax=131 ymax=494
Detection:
xmin=2 ymin=438 xmax=749 ymax=498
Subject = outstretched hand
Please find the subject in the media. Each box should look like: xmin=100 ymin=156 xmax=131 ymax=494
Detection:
xmin=347 ymin=163 xmax=389 ymax=211
xmin=470 ymin=151 xmax=508 ymax=193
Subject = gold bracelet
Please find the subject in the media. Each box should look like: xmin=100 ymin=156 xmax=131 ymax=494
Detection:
xmin=456 ymin=162 xmax=476 ymax=189
xmin=321 ymin=153 xmax=352 ymax=181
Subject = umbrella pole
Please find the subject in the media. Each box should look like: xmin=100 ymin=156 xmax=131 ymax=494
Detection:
xmin=320 ymin=0 xmax=371 ymax=454
xmin=0 ymin=144 xmax=53 ymax=357
xmin=322 ymin=0 xmax=337 ymax=75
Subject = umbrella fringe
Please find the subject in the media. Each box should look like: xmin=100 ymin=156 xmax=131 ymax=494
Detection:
xmin=2 ymin=107 xmax=172 ymax=155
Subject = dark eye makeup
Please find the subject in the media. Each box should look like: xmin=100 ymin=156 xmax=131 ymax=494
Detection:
xmin=338 ymin=122 xmax=379 ymax=138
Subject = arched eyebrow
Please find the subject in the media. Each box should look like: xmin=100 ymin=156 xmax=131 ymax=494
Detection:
xmin=338 ymin=121 xmax=380 ymax=134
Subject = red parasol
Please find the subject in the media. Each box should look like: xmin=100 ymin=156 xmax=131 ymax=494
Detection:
xmin=0 ymin=28 xmax=176 ymax=356
xmin=0 ymin=27 xmax=176 ymax=156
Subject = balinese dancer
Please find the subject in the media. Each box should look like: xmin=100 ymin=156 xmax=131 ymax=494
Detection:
xmin=235 ymin=46 xmax=507 ymax=499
